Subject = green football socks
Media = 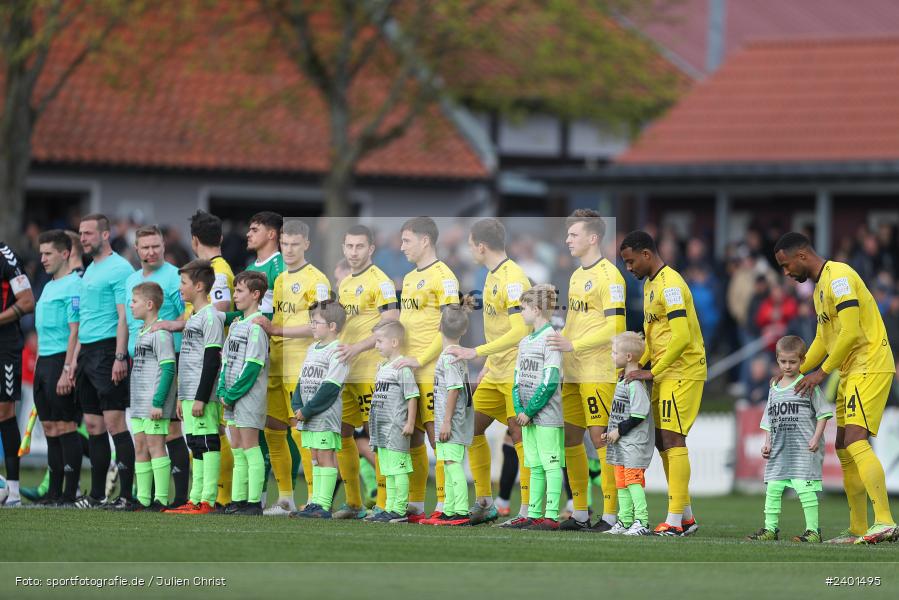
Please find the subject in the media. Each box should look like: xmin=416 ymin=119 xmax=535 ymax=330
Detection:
xmin=245 ymin=445 xmax=265 ymax=504
xmin=387 ymin=473 xmax=409 ymax=515
xmin=202 ymin=451 xmax=221 ymax=504
xmin=189 ymin=457 xmax=204 ymax=505
xmin=798 ymin=489 xmax=819 ymax=531
xmin=450 ymin=462 xmax=468 ymax=515
xmin=150 ymin=456 xmax=171 ymax=505
xmin=628 ymin=483 xmax=648 ymax=524
xmin=231 ymin=448 xmax=248 ymax=502
xmin=136 ymin=461 xmax=153 ymax=507
xmin=385 ymin=474 xmax=396 ymax=512
xmin=764 ymin=480 xmax=788 ymax=531
xmin=617 ymin=487 xmax=634 ymax=527
xmin=314 ymin=466 xmax=339 ymax=511
xmin=544 ymin=467 xmax=562 ymax=521
xmin=528 ymin=465 xmax=546 ymax=519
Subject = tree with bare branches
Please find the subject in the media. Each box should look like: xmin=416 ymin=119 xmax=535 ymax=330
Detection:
xmin=0 ymin=0 xmax=135 ymax=247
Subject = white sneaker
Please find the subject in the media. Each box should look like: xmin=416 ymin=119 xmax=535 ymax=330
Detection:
xmin=624 ymin=520 xmax=650 ymax=536
xmin=605 ymin=521 xmax=630 ymax=535
xmin=263 ymin=499 xmax=294 ymax=516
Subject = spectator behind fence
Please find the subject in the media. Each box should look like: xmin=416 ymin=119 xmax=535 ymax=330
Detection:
xmin=687 ymin=263 xmax=719 ymax=345
xmin=755 ymin=284 xmax=798 ymax=352
xmin=744 ymin=356 xmax=773 ymax=405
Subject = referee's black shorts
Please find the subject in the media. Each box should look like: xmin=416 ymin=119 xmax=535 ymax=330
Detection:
xmin=34 ymin=352 xmax=78 ymax=422
xmin=76 ymin=338 xmax=129 ymax=415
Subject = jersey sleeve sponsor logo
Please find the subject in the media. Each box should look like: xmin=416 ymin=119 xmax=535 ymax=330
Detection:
xmin=442 ymin=279 xmax=458 ymax=297
xmin=663 ymin=287 xmax=683 ymax=307
xmin=506 ymin=282 xmax=523 ymax=301
xmin=379 ymin=281 xmax=396 ymax=299
xmin=10 ymin=274 xmax=31 ymax=294
xmin=315 ymin=283 xmax=330 ymax=301
xmin=609 ymin=284 xmax=624 ymax=303
xmin=830 ymin=277 xmax=851 ymax=298
xmin=71 ymin=296 xmax=80 ymax=311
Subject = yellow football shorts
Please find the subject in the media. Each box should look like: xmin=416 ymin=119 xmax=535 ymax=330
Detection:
xmin=651 ymin=379 xmax=703 ymax=435
xmin=562 ymin=381 xmax=616 ymax=429
xmin=415 ymin=378 xmax=435 ymax=431
xmin=473 ymin=376 xmax=515 ymax=423
xmin=837 ymin=372 xmax=893 ymax=435
xmin=341 ymin=382 xmax=368 ymax=428
xmin=266 ymin=376 xmax=293 ymax=424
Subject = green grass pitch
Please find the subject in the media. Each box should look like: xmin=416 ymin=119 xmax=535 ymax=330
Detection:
xmin=2 ymin=469 xmax=898 ymax=599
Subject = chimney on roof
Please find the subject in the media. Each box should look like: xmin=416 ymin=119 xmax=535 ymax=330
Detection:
xmin=706 ymin=0 xmax=726 ymax=73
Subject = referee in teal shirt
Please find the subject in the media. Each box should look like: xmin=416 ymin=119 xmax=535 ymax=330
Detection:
xmin=75 ymin=214 xmax=136 ymax=510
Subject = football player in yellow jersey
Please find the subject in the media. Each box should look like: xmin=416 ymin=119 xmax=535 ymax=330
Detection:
xmin=155 ymin=210 xmax=237 ymax=507
xmin=394 ymin=217 xmax=459 ymax=522
xmin=619 ymin=230 xmax=705 ymax=537
xmin=183 ymin=212 xmax=234 ymax=317
xmin=444 ymin=218 xmax=531 ymax=526
xmin=333 ymin=225 xmax=400 ymax=519
xmin=546 ymin=209 xmax=626 ymax=532
xmin=774 ymin=232 xmax=896 ymax=545
xmin=252 ymin=220 xmax=330 ymax=515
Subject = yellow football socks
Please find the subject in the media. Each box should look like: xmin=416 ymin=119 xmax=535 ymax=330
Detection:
xmin=338 ymin=437 xmax=363 ymax=507
xmin=666 ymin=446 xmax=690 ymax=515
xmin=216 ymin=433 xmax=233 ymax=505
xmin=374 ymin=454 xmax=387 ymax=509
xmin=514 ymin=441 xmax=530 ymax=508
xmin=409 ymin=444 xmax=429 ymax=503
xmin=847 ymin=440 xmax=895 ymax=526
xmin=469 ymin=435 xmax=492 ymax=499
xmin=564 ymin=443 xmax=589 ymax=512
xmin=435 ymin=459 xmax=445 ymax=505
xmin=294 ymin=429 xmax=314 ymax=502
xmin=264 ymin=427 xmax=293 ymax=499
xmin=597 ymin=445 xmax=617 ymax=515
xmin=837 ymin=447 xmax=868 ymax=535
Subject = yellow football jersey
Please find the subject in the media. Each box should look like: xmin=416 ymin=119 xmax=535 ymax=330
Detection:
xmin=642 ymin=265 xmax=706 ymax=381
xmin=271 ymin=263 xmax=331 ymax=379
xmin=479 ymin=258 xmax=531 ymax=380
xmin=399 ymin=260 xmax=459 ymax=370
xmin=811 ymin=261 xmax=894 ymax=375
xmin=339 ymin=264 xmax=399 ymax=381
xmin=182 ymin=256 xmax=234 ymax=318
xmin=561 ymin=257 xmax=626 ymax=383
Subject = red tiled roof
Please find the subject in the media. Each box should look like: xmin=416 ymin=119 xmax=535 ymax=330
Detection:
xmin=24 ymin=19 xmax=489 ymax=180
xmin=618 ymin=36 xmax=899 ymax=165
xmin=639 ymin=0 xmax=899 ymax=78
